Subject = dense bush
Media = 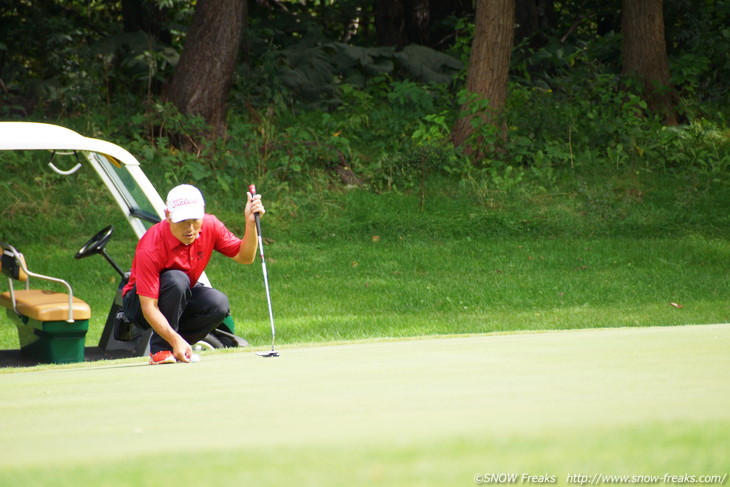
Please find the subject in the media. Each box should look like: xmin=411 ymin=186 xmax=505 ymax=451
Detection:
xmin=1 ymin=1 xmax=728 ymax=199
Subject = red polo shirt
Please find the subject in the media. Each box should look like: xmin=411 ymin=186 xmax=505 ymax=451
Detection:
xmin=122 ymin=214 xmax=242 ymax=299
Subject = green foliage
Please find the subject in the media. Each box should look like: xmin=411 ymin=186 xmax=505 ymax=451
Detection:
xmin=454 ymin=89 xmax=503 ymax=159
xmin=0 ymin=2 xmax=118 ymax=112
xmin=650 ymin=122 xmax=730 ymax=176
xmin=665 ymin=0 xmax=730 ymax=104
xmin=240 ymin=41 xmax=462 ymax=109
xmin=2 ymin=0 xmax=728 ymax=200
xmin=92 ymin=32 xmax=180 ymax=99
xmin=0 ymin=0 xmax=193 ymax=115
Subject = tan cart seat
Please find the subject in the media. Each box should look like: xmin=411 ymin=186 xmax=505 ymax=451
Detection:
xmin=0 ymin=289 xmax=91 ymax=322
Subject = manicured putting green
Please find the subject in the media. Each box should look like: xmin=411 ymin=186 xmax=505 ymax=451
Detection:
xmin=1 ymin=324 xmax=728 ymax=487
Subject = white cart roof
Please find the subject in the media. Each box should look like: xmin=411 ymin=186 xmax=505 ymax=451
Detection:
xmin=0 ymin=122 xmax=140 ymax=165
xmin=0 ymin=121 xmax=165 ymax=239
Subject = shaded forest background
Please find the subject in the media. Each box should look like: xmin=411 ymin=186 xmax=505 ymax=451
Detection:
xmin=0 ymin=0 xmax=728 ymax=195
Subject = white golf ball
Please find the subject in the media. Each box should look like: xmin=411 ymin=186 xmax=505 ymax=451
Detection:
xmin=190 ymin=353 xmax=200 ymax=363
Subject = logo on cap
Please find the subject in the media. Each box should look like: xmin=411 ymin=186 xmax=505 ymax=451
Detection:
xmin=166 ymin=185 xmax=205 ymax=222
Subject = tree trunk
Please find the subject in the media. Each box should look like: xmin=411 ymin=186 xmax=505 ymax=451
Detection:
xmin=375 ymin=0 xmax=407 ymax=48
xmin=375 ymin=0 xmax=475 ymax=49
xmin=621 ymin=0 xmax=678 ymax=125
xmin=403 ymin=0 xmax=431 ymax=45
xmin=514 ymin=0 xmax=553 ymax=48
xmin=452 ymin=0 xmax=515 ymax=160
xmin=165 ymin=0 xmax=246 ymax=139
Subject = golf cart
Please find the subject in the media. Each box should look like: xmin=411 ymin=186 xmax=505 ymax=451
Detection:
xmin=0 ymin=121 xmax=248 ymax=363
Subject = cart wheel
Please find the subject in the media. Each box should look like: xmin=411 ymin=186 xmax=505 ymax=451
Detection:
xmin=212 ymin=330 xmax=238 ymax=348
xmin=194 ymin=333 xmax=225 ymax=351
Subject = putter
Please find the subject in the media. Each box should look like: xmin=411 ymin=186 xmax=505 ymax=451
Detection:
xmin=249 ymin=184 xmax=279 ymax=358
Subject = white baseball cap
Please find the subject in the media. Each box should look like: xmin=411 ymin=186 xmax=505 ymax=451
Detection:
xmin=166 ymin=184 xmax=205 ymax=223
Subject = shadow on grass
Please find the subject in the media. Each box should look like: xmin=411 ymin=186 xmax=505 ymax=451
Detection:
xmin=0 ymin=346 xmax=138 ymax=369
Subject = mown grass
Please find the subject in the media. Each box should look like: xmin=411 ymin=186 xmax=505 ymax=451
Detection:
xmin=1 ymin=147 xmax=728 ymax=487
xmin=212 ymin=236 xmax=730 ymax=344
xmin=1 ymin=326 xmax=728 ymax=485
xmin=1 ymin=163 xmax=728 ymax=351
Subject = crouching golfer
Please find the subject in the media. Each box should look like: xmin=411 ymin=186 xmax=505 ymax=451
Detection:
xmin=122 ymin=184 xmax=265 ymax=364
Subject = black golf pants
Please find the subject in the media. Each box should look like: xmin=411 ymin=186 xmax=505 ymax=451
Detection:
xmin=123 ymin=270 xmax=230 ymax=354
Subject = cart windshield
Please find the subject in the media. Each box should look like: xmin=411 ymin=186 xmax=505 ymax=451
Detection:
xmin=90 ymin=152 xmax=161 ymax=227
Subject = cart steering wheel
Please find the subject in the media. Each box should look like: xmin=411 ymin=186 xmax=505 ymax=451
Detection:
xmin=75 ymin=225 xmax=114 ymax=260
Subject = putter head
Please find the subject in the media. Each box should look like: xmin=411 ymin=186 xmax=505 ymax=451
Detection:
xmin=256 ymin=350 xmax=279 ymax=357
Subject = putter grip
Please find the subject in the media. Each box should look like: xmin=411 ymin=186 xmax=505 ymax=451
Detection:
xmin=248 ymin=184 xmax=263 ymax=236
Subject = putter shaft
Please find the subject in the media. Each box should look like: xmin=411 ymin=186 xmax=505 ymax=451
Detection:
xmin=250 ymin=184 xmax=278 ymax=356
xmin=256 ymin=216 xmax=276 ymax=352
